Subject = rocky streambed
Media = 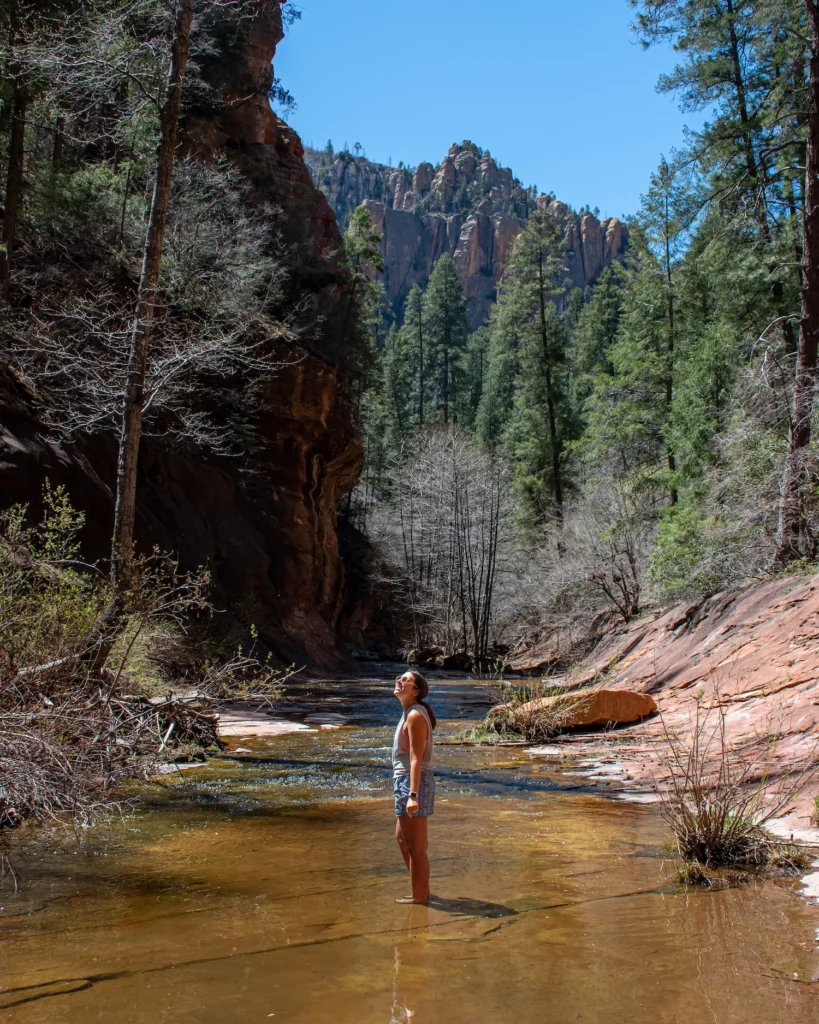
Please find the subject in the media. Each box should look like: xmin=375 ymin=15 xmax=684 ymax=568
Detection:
xmin=2 ymin=675 xmax=819 ymax=1023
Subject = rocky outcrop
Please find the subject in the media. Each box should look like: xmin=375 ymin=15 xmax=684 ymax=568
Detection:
xmin=0 ymin=3 xmax=363 ymax=670
xmin=541 ymin=198 xmax=630 ymax=292
xmin=302 ymin=147 xmax=397 ymax=241
xmin=306 ymin=141 xmax=629 ymax=328
xmin=184 ymin=6 xmax=348 ymax=354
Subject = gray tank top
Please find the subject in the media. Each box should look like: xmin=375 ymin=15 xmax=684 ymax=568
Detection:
xmin=392 ymin=704 xmax=434 ymax=778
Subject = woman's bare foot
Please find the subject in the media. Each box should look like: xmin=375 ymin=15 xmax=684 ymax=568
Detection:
xmin=395 ymin=896 xmax=429 ymax=904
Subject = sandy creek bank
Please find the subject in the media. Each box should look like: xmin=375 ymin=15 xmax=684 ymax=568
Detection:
xmin=1 ymin=677 xmax=819 ymax=1023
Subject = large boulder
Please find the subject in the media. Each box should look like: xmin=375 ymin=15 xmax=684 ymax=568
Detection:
xmin=518 ymin=689 xmax=657 ymax=729
xmin=406 ymin=646 xmax=445 ymax=668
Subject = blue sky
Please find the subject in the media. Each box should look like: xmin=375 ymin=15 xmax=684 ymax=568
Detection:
xmin=275 ymin=0 xmax=702 ymax=220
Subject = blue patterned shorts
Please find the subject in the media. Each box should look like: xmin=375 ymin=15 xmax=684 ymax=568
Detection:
xmin=394 ymin=772 xmax=435 ymax=817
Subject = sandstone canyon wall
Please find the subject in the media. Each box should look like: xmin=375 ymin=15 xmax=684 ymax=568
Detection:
xmin=519 ymin=572 xmax=819 ymax=831
xmin=305 ymin=142 xmax=629 ymax=328
xmin=0 ymin=2 xmax=362 ymax=669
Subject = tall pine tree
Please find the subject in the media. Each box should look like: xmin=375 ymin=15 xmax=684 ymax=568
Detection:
xmin=423 ymin=253 xmax=469 ymax=425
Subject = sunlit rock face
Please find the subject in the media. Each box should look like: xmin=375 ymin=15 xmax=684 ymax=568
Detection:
xmin=0 ymin=2 xmax=363 ymax=669
xmin=307 ymin=141 xmax=629 ymax=328
xmin=539 ymin=197 xmax=629 ymax=293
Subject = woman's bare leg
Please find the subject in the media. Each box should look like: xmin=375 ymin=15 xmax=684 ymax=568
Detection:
xmin=397 ymin=815 xmax=429 ymax=903
xmin=395 ymin=818 xmax=411 ymax=870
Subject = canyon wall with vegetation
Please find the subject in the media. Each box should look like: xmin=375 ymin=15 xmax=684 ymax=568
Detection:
xmin=0 ymin=1 xmax=362 ymax=669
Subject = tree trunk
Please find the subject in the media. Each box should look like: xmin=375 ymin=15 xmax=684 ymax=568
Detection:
xmin=418 ymin=302 xmax=424 ymax=427
xmin=774 ymin=0 xmax=819 ymax=564
xmin=538 ymin=253 xmax=564 ymax=518
xmin=112 ymin=0 xmax=193 ymax=590
xmin=52 ymin=115 xmax=64 ymax=169
xmin=725 ymin=0 xmax=769 ymax=237
xmin=87 ymin=0 xmax=194 ymax=668
xmin=443 ymin=348 xmax=449 ymax=425
xmin=664 ymin=198 xmax=678 ymax=505
xmin=0 ymin=84 xmax=28 ymax=300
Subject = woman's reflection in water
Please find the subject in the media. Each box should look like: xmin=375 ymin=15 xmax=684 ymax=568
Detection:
xmin=390 ymin=903 xmax=430 ymax=1022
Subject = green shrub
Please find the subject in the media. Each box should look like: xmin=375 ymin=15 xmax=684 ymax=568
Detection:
xmin=0 ymin=483 xmax=107 ymax=677
xmin=647 ymin=498 xmax=724 ymax=603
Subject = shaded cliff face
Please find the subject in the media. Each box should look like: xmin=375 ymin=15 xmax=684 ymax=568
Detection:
xmin=0 ymin=2 xmax=363 ymax=670
xmin=306 ymin=141 xmax=628 ymax=328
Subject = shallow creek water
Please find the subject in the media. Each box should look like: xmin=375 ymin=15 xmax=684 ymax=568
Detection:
xmin=2 ymin=677 xmax=819 ymax=1023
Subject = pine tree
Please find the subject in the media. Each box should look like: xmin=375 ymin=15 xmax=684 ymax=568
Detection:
xmin=340 ymin=204 xmax=385 ymax=377
xmin=579 ymin=152 xmax=693 ymax=507
xmin=400 ymin=283 xmax=427 ymax=426
xmin=772 ymin=0 xmax=819 ymax=562
xmin=0 ymin=0 xmax=85 ymax=298
xmin=571 ymin=264 xmax=627 ymax=389
xmin=461 ymin=325 xmax=491 ymax=430
xmin=507 ymin=300 xmax=573 ymax=527
xmin=631 ymin=0 xmax=772 ymax=231
xmin=382 ymin=322 xmax=415 ymax=443
xmin=474 ymin=294 xmax=524 ymax=447
xmin=422 ymin=253 xmax=469 ymax=425
xmin=497 ymin=207 xmax=572 ymax=523
xmin=580 ymin=240 xmax=673 ymax=490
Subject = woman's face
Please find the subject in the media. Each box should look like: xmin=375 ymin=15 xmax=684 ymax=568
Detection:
xmin=394 ymin=672 xmax=417 ymax=700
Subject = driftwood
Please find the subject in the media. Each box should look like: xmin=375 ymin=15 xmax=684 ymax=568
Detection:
xmin=118 ymin=692 xmax=222 ymax=752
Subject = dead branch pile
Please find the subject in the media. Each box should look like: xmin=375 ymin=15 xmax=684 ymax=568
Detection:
xmin=0 ymin=662 xmax=226 ymax=829
xmin=118 ymin=692 xmax=222 ymax=754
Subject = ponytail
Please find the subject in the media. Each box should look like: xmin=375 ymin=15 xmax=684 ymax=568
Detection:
xmin=407 ymin=671 xmax=437 ymax=729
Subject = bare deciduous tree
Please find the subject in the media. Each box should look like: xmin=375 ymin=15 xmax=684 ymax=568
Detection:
xmin=5 ymin=158 xmax=296 ymax=449
xmin=369 ymin=428 xmax=513 ymax=665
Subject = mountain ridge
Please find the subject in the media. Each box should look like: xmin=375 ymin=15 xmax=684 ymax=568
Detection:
xmin=305 ymin=140 xmax=629 ymax=327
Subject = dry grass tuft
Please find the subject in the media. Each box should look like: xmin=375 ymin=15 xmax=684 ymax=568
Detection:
xmin=770 ymin=844 xmax=814 ymax=874
xmin=453 ymin=723 xmax=522 ymax=745
xmin=654 ymin=700 xmax=817 ymax=869
xmin=676 ymin=859 xmax=711 ymax=885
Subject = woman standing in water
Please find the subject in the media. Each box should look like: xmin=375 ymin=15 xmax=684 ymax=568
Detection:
xmin=392 ymin=670 xmax=436 ymax=905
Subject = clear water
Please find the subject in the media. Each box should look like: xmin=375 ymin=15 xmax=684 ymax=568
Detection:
xmin=1 ymin=677 xmax=818 ymax=1023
